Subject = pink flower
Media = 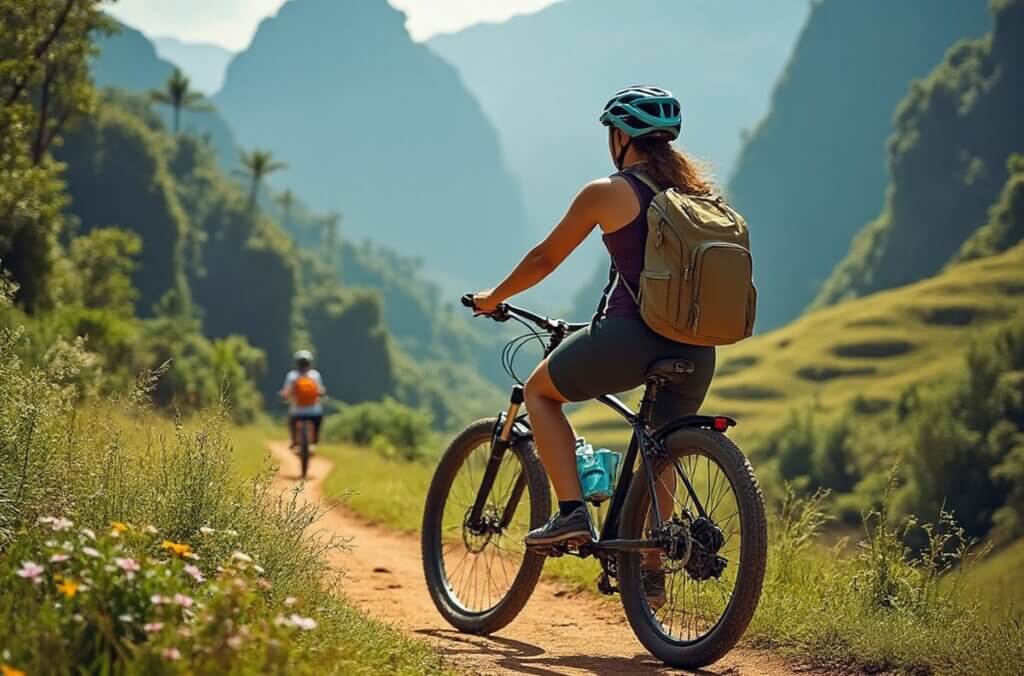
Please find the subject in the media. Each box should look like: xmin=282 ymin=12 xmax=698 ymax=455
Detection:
xmin=144 ymin=622 xmax=164 ymax=633
xmin=115 ymin=557 xmax=140 ymax=579
xmin=49 ymin=553 xmax=70 ymax=563
xmin=161 ymin=647 xmax=181 ymax=661
xmin=16 ymin=561 xmax=44 ymax=584
xmin=183 ymin=564 xmax=205 ymax=583
xmin=172 ymin=593 xmax=193 ymax=608
xmin=150 ymin=594 xmax=167 ymax=605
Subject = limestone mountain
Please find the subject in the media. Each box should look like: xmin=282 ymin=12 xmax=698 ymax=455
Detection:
xmin=727 ymin=0 xmax=990 ymax=328
xmin=214 ymin=0 xmax=529 ymax=285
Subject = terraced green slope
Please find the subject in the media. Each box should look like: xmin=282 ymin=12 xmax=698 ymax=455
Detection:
xmin=572 ymin=243 xmax=1024 ymax=450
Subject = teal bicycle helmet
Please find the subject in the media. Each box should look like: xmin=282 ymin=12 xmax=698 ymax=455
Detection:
xmin=599 ymin=85 xmax=682 ymax=140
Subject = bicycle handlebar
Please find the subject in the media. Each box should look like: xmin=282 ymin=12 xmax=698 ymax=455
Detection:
xmin=461 ymin=293 xmax=589 ymax=334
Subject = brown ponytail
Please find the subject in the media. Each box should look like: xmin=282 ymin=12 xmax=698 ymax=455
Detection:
xmin=632 ymin=135 xmax=713 ymax=195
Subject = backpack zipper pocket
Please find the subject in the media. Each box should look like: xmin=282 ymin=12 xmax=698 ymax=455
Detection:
xmin=689 ymin=241 xmax=752 ymax=333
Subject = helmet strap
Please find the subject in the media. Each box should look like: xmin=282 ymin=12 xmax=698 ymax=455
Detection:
xmin=615 ymin=135 xmax=633 ymax=171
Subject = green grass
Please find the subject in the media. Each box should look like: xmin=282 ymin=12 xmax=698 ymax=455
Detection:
xmin=572 ymin=243 xmax=1024 ymax=450
xmin=962 ymin=539 xmax=1024 ymax=613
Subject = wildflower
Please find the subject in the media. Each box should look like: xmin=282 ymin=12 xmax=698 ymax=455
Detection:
xmin=199 ymin=526 xmax=215 ymax=535
xmin=81 ymin=528 xmax=96 ymax=540
xmin=224 ymin=529 xmax=238 ymax=537
xmin=143 ymin=525 xmax=158 ymax=535
xmin=254 ymin=564 xmax=265 ymax=575
xmin=50 ymin=553 xmax=70 ymax=563
xmin=51 ymin=517 xmax=73 ymax=532
xmin=72 ymin=614 xmax=84 ymax=623
xmin=231 ymin=551 xmax=253 ymax=564
xmin=82 ymin=546 xmax=100 ymax=558
xmin=151 ymin=594 xmax=167 ymax=605
xmin=257 ymin=578 xmax=272 ymax=590
xmin=118 ymin=613 xmax=133 ymax=623
xmin=183 ymin=564 xmax=205 ymax=583
xmin=2 ymin=665 xmax=26 ymax=676
xmin=45 ymin=538 xmax=58 ymax=547
xmin=279 ymin=613 xmax=317 ymax=631
xmin=111 ymin=521 xmax=129 ymax=536
xmin=284 ymin=596 xmax=297 ymax=607
xmin=173 ymin=593 xmax=194 ymax=608
xmin=57 ymin=579 xmax=80 ymax=598
xmin=161 ymin=647 xmax=181 ymax=661
xmin=37 ymin=516 xmax=55 ymax=525
xmin=227 ymin=635 xmax=243 ymax=649
xmin=16 ymin=561 xmax=44 ymax=584
xmin=161 ymin=540 xmax=192 ymax=559
xmin=115 ymin=557 xmax=140 ymax=579
xmin=144 ymin=622 xmax=164 ymax=633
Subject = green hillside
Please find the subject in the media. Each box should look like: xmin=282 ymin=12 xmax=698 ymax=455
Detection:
xmin=572 ymin=242 xmax=1024 ymax=450
xmin=817 ymin=0 xmax=1024 ymax=307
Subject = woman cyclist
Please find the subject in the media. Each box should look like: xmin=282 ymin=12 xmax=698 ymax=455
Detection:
xmin=471 ymin=86 xmax=716 ymax=564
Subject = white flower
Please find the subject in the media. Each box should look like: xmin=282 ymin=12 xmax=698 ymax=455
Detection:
xmin=224 ymin=529 xmax=238 ymax=537
xmin=288 ymin=613 xmax=317 ymax=631
xmin=82 ymin=547 xmax=100 ymax=558
xmin=143 ymin=525 xmax=158 ymax=535
xmin=231 ymin=551 xmax=252 ymax=564
xmin=115 ymin=557 xmax=140 ymax=579
xmin=183 ymin=564 xmax=205 ymax=583
xmin=51 ymin=517 xmax=73 ymax=532
xmin=118 ymin=613 xmax=133 ymax=623
xmin=254 ymin=565 xmax=265 ymax=575
xmin=227 ymin=635 xmax=243 ymax=649
xmin=16 ymin=561 xmax=44 ymax=584
xmin=81 ymin=528 xmax=96 ymax=540
xmin=49 ymin=553 xmax=70 ymax=563
xmin=38 ymin=516 xmax=56 ymax=525
xmin=283 ymin=596 xmax=297 ymax=607
xmin=199 ymin=526 xmax=215 ymax=535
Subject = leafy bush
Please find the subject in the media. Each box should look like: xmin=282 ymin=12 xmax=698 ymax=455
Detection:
xmin=323 ymin=398 xmax=435 ymax=461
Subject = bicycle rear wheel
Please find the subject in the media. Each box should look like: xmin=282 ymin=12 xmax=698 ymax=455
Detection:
xmin=421 ymin=418 xmax=550 ymax=634
xmin=618 ymin=428 xmax=767 ymax=668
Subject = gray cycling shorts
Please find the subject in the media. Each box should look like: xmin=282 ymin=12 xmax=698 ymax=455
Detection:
xmin=548 ymin=316 xmax=715 ymax=427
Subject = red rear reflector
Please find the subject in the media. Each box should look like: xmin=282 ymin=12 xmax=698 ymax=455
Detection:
xmin=713 ymin=417 xmax=730 ymax=432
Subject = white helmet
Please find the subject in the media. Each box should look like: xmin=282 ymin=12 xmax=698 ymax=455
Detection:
xmin=293 ymin=350 xmax=313 ymax=366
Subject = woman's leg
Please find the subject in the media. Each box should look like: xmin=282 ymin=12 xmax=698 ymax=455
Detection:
xmin=523 ymin=358 xmax=582 ymax=502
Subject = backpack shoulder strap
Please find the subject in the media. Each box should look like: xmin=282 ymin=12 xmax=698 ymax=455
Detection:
xmin=623 ymin=167 xmax=661 ymax=195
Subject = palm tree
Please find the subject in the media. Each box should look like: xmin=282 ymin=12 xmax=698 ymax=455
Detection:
xmin=322 ymin=211 xmax=341 ymax=252
xmin=236 ymin=149 xmax=287 ymax=213
xmin=149 ymin=68 xmax=212 ymax=135
xmin=276 ymin=189 xmax=296 ymax=228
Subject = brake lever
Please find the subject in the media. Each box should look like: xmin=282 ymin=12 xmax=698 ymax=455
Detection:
xmin=461 ymin=294 xmax=510 ymax=322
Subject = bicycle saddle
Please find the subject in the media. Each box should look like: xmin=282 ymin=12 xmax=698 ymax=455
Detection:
xmin=646 ymin=358 xmax=695 ymax=385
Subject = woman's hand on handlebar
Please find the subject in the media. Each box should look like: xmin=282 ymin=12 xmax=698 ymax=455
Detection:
xmin=470 ymin=288 xmax=502 ymax=314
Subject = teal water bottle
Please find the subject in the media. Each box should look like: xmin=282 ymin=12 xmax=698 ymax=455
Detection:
xmin=575 ymin=438 xmax=620 ymax=504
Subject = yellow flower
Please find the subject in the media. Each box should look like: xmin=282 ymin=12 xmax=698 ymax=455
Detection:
xmin=2 ymin=665 xmax=27 ymax=676
xmin=111 ymin=521 xmax=129 ymax=535
xmin=57 ymin=579 xmax=80 ymax=598
xmin=160 ymin=540 xmax=193 ymax=558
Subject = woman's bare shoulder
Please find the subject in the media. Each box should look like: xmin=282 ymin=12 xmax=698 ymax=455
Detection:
xmin=576 ymin=175 xmax=640 ymax=232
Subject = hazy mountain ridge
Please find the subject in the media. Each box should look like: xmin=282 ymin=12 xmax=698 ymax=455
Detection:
xmin=726 ymin=0 xmax=990 ymax=329
xmin=429 ymin=0 xmax=810 ymax=293
xmin=817 ymin=0 xmax=1024 ymax=307
xmin=214 ymin=0 xmax=530 ymax=287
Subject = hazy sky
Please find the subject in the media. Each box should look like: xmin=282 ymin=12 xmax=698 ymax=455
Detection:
xmin=106 ymin=0 xmax=562 ymax=50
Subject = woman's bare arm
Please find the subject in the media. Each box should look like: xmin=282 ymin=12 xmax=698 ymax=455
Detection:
xmin=475 ymin=177 xmax=635 ymax=310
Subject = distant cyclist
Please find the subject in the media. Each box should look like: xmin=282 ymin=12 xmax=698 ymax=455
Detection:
xmin=280 ymin=350 xmax=326 ymax=452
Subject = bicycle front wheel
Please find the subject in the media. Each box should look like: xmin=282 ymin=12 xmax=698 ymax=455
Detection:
xmin=618 ymin=427 xmax=767 ymax=669
xmin=421 ymin=418 xmax=551 ymax=634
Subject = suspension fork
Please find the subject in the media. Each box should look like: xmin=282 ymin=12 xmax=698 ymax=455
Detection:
xmin=468 ymin=386 xmax=524 ymax=528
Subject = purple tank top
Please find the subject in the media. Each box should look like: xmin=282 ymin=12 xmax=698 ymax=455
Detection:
xmin=602 ymin=171 xmax=656 ymax=318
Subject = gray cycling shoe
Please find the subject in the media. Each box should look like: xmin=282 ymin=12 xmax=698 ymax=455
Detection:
xmin=643 ymin=569 xmax=667 ymax=610
xmin=525 ymin=505 xmax=594 ymax=546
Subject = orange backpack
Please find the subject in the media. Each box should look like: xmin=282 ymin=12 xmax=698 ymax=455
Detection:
xmin=293 ymin=373 xmax=319 ymax=407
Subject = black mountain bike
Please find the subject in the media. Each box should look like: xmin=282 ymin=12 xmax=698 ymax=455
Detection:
xmin=421 ymin=297 xmax=767 ymax=669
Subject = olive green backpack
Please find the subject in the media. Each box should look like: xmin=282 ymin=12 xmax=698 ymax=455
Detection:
xmin=598 ymin=170 xmax=757 ymax=346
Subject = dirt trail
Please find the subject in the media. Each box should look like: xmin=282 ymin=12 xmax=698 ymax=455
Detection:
xmin=268 ymin=442 xmax=805 ymax=675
